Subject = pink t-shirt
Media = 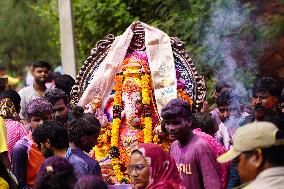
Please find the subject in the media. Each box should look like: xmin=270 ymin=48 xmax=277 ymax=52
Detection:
xmin=5 ymin=119 xmax=28 ymax=160
xmin=170 ymin=134 xmax=222 ymax=189
xmin=193 ymin=128 xmax=229 ymax=189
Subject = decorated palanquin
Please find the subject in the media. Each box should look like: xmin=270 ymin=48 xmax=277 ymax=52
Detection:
xmin=70 ymin=21 xmax=206 ymax=184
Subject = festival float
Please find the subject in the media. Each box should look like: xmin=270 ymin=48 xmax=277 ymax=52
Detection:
xmin=70 ymin=21 xmax=206 ymax=184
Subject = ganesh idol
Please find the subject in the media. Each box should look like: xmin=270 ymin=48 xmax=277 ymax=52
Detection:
xmin=70 ymin=21 xmax=206 ymax=184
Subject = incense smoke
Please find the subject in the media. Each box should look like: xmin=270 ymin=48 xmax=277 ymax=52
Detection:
xmin=203 ymin=0 xmax=258 ymax=105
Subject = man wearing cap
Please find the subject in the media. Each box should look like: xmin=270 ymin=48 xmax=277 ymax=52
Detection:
xmin=217 ymin=121 xmax=284 ymax=188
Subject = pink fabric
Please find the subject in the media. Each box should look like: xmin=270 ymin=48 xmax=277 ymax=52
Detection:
xmin=138 ymin=143 xmax=185 ymax=189
xmin=6 ymin=119 xmax=28 ymax=161
xmin=193 ymin=128 xmax=229 ymax=189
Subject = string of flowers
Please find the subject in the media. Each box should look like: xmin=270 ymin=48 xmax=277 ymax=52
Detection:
xmin=141 ymin=73 xmax=152 ymax=142
xmin=94 ymin=122 xmax=112 ymax=161
xmin=110 ymin=73 xmax=127 ymax=183
xmin=110 ymin=56 xmax=154 ymax=183
xmin=178 ymin=89 xmax=193 ymax=107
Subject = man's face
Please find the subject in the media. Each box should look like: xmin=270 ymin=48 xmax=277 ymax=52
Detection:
xmin=252 ymin=91 xmax=277 ymax=120
xmin=218 ymin=105 xmax=240 ymax=122
xmin=237 ymin=153 xmax=260 ymax=183
xmin=52 ymin=99 xmax=68 ymax=125
xmin=164 ymin=117 xmax=191 ymax=141
xmin=38 ymin=140 xmax=54 ymax=158
xmin=80 ymin=133 xmax=99 ymax=153
xmin=32 ymin=67 xmax=49 ymax=84
xmin=218 ymin=105 xmax=229 ymax=122
xmin=30 ymin=114 xmax=52 ymax=131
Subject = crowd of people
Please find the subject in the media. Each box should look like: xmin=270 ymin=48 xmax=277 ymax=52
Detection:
xmin=0 ymin=60 xmax=284 ymax=189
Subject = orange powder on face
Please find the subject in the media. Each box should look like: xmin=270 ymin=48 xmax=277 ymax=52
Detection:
xmin=263 ymin=96 xmax=276 ymax=109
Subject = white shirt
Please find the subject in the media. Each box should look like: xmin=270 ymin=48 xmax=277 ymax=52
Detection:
xmin=243 ymin=167 xmax=284 ymax=189
xmin=18 ymin=85 xmax=43 ymax=119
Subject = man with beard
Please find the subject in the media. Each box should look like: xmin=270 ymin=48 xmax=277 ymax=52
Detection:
xmin=18 ymin=61 xmax=51 ymax=120
xmin=32 ymin=120 xmax=90 ymax=178
xmin=32 ymin=120 xmax=68 ymax=158
xmin=161 ymin=98 xmax=221 ymax=189
xmin=44 ymin=88 xmax=71 ymax=127
xmin=244 ymin=77 xmax=282 ymax=123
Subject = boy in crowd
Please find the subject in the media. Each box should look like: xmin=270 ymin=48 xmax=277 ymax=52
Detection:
xmin=32 ymin=120 xmax=99 ymax=178
xmin=44 ymin=88 xmax=71 ymax=127
xmin=161 ymin=98 xmax=221 ymax=189
xmin=12 ymin=98 xmax=52 ymax=189
xmin=68 ymin=107 xmax=102 ymax=177
xmin=210 ymin=80 xmax=232 ymax=126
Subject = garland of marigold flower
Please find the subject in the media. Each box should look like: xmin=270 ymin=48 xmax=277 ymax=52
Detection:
xmin=110 ymin=73 xmax=127 ymax=183
xmin=110 ymin=60 xmax=154 ymax=183
xmin=178 ymin=89 xmax=193 ymax=107
xmin=141 ymin=73 xmax=153 ymax=143
xmin=94 ymin=122 xmax=112 ymax=161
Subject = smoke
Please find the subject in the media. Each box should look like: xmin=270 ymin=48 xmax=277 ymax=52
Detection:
xmin=202 ymin=0 xmax=258 ymax=104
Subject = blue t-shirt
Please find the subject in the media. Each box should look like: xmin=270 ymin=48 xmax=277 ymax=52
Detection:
xmin=66 ymin=148 xmax=101 ymax=178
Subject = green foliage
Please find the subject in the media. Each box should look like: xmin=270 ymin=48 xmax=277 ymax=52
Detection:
xmin=2 ymin=0 xmax=283 ymax=104
xmin=72 ymin=0 xmax=135 ymax=65
xmin=0 ymin=0 xmax=60 ymax=73
xmin=32 ymin=0 xmax=215 ymax=68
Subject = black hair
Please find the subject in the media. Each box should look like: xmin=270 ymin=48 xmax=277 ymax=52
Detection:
xmin=215 ymin=80 xmax=232 ymax=93
xmin=34 ymin=156 xmax=77 ymax=189
xmin=161 ymin=98 xmax=192 ymax=120
xmin=216 ymin=90 xmax=231 ymax=107
xmin=55 ymin=74 xmax=75 ymax=97
xmin=262 ymin=145 xmax=284 ymax=166
xmin=161 ymin=98 xmax=192 ymax=134
xmin=44 ymin=88 xmax=69 ymax=106
xmin=68 ymin=106 xmax=101 ymax=147
xmin=0 ymin=90 xmax=21 ymax=112
xmin=252 ymin=77 xmax=282 ymax=99
xmin=32 ymin=120 xmax=69 ymax=150
xmin=33 ymin=61 xmax=51 ymax=70
xmin=192 ymin=112 xmax=215 ymax=136
xmin=73 ymin=175 xmax=108 ymax=189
